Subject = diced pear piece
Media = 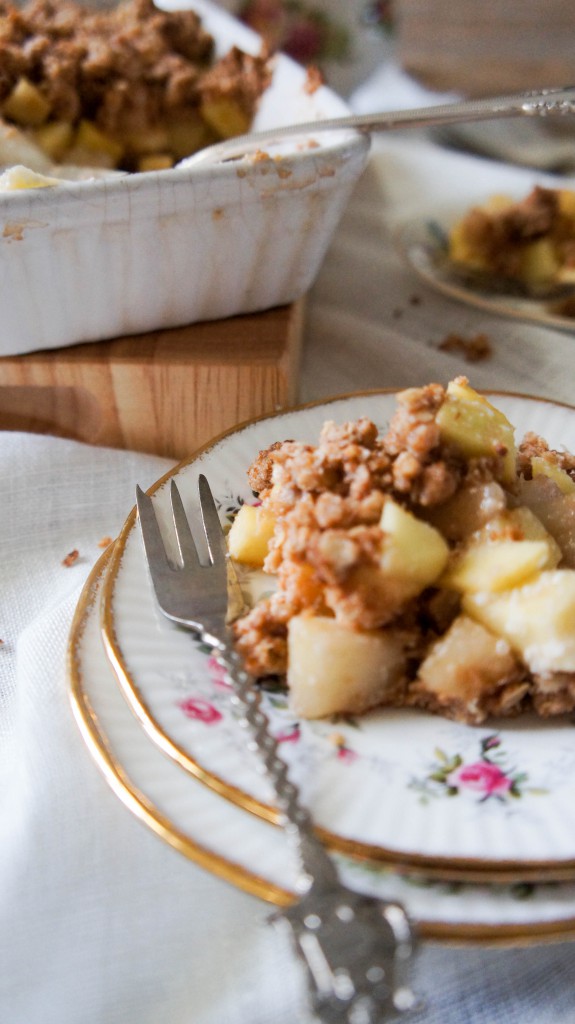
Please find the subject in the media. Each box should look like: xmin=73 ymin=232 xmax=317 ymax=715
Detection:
xmin=483 ymin=193 xmax=515 ymax=213
xmin=380 ymin=499 xmax=449 ymax=591
xmin=464 ymin=569 xmax=575 ymax=674
xmin=436 ymin=378 xmax=516 ymax=485
xmin=504 ymin=505 xmax=562 ymax=563
xmin=449 ymin=196 xmax=513 ymax=267
xmin=443 ymin=539 xmax=552 ymax=593
xmin=448 ymin=219 xmax=488 ymax=270
xmin=558 ymin=188 xmax=575 ymax=217
xmin=424 ymin=479 xmax=506 ymax=541
xmin=227 ymin=504 xmax=276 ymax=566
xmin=167 ymin=114 xmax=214 ymax=159
xmin=3 ymin=77 xmax=51 ymax=127
xmin=200 ymin=98 xmax=250 ymax=139
xmin=556 ymin=266 xmax=575 ymax=285
xmin=125 ymin=125 xmax=170 ymax=156
xmin=517 ymin=476 xmax=575 ymax=567
xmin=33 ymin=121 xmax=74 ymax=161
xmin=501 ymin=505 xmax=563 ymax=548
xmin=138 ymin=154 xmax=174 ymax=172
xmin=519 ymin=237 xmax=560 ymax=288
xmin=65 ymin=120 xmax=123 ymax=168
xmin=498 ymin=506 xmax=562 ymax=565
xmin=531 ymin=456 xmax=575 ymax=495
xmin=287 ymin=615 xmax=407 ymax=718
xmin=414 ymin=614 xmax=522 ymax=713
xmin=442 ymin=504 xmax=561 ymax=592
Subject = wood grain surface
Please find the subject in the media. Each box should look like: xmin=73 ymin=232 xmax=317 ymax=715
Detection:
xmin=0 ymin=302 xmax=304 ymax=459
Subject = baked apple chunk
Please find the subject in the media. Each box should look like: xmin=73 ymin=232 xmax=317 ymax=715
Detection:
xmin=231 ymin=377 xmax=575 ymax=724
xmin=411 ymin=615 xmax=527 ymax=724
xmin=287 ymin=616 xmax=407 ymax=719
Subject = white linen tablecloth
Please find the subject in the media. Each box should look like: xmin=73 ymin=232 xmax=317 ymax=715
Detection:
xmin=3 ymin=65 xmax=575 ymax=1024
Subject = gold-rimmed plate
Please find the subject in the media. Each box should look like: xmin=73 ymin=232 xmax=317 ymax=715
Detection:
xmin=397 ymin=216 xmax=575 ymax=333
xmin=101 ymin=390 xmax=575 ymax=882
xmin=70 ymin=549 xmax=575 ymax=946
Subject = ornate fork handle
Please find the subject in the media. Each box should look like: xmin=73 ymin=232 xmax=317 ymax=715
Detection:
xmin=184 ymin=85 xmax=575 ymax=167
xmin=211 ymin=636 xmax=417 ymax=1023
xmin=136 ymin=478 xmax=417 ymax=1022
xmin=213 ymin=638 xmax=338 ymax=884
xmin=521 ymin=90 xmax=575 ymax=117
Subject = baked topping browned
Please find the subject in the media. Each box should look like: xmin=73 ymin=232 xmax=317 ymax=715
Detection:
xmin=229 ymin=378 xmax=575 ymax=725
xmin=0 ymin=0 xmax=272 ymax=172
xmin=448 ymin=186 xmax=575 ymax=296
xmin=437 ymin=331 xmax=492 ymax=363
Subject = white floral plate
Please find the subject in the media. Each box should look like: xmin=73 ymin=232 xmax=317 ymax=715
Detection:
xmin=101 ymin=391 xmax=575 ymax=881
xmin=397 ymin=216 xmax=575 ymax=334
xmin=71 ymin=550 xmax=575 ymax=945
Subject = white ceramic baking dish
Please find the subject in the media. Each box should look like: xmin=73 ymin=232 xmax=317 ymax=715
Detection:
xmin=0 ymin=0 xmax=370 ymax=357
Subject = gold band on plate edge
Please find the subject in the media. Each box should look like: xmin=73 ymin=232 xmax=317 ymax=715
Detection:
xmin=68 ymin=548 xmax=291 ymax=909
xmin=71 ymin=545 xmax=575 ymax=946
xmin=100 ymin=387 xmax=575 ymax=885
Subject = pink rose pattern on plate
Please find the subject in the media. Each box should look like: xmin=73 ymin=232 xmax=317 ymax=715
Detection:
xmin=410 ymin=734 xmax=547 ymax=804
xmin=178 ymin=697 xmax=223 ymax=725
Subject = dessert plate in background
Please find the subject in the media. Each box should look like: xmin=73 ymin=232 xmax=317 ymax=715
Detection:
xmin=397 ymin=217 xmax=575 ymax=333
xmin=100 ymin=391 xmax=575 ymax=881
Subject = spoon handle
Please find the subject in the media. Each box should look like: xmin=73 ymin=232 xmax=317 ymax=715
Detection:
xmin=184 ymin=84 xmax=575 ymax=166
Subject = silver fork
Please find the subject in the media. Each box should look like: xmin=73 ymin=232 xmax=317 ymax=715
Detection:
xmin=136 ymin=475 xmax=417 ymax=1024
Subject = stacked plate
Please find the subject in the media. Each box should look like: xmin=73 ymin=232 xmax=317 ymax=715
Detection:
xmin=68 ymin=390 xmax=575 ymax=945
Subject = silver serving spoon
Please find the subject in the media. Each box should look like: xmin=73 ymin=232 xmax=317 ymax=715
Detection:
xmin=182 ymin=84 xmax=575 ymax=168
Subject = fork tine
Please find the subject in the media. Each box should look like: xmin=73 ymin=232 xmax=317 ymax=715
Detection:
xmin=198 ymin=474 xmax=227 ymax=566
xmin=170 ymin=480 xmax=201 ymax=567
xmin=135 ymin=485 xmax=171 ymax=571
xmin=198 ymin=474 xmax=248 ymax=623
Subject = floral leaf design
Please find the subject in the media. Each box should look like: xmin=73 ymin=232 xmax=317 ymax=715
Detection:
xmin=215 ymin=488 xmax=246 ymax=524
xmin=409 ymin=733 xmax=548 ymax=805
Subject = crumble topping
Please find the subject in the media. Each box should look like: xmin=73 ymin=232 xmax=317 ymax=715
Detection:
xmin=0 ymin=0 xmax=272 ymax=173
xmin=230 ymin=377 xmax=575 ymax=725
xmin=448 ymin=185 xmax=575 ymax=295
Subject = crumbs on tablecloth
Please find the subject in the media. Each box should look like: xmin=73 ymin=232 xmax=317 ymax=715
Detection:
xmin=438 ymin=332 xmax=492 ymax=363
xmin=98 ymin=536 xmax=113 ymax=549
xmin=62 ymin=549 xmax=80 ymax=567
xmin=393 ymin=294 xmax=423 ymax=319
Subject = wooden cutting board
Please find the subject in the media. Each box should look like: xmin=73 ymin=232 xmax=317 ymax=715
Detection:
xmin=0 ymin=302 xmax=304 ymax=460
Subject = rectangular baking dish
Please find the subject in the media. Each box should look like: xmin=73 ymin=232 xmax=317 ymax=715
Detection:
xmin=0 ymin=0 xmax=370 ymax=356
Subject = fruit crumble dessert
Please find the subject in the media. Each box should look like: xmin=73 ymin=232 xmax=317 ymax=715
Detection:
xmin=228 ymin=378 xmax=575 ymax=724
xmin=0 ymin=0 xmax=272 ymax=173
xmin=447 ymin=186 xmax=575 ymax=296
